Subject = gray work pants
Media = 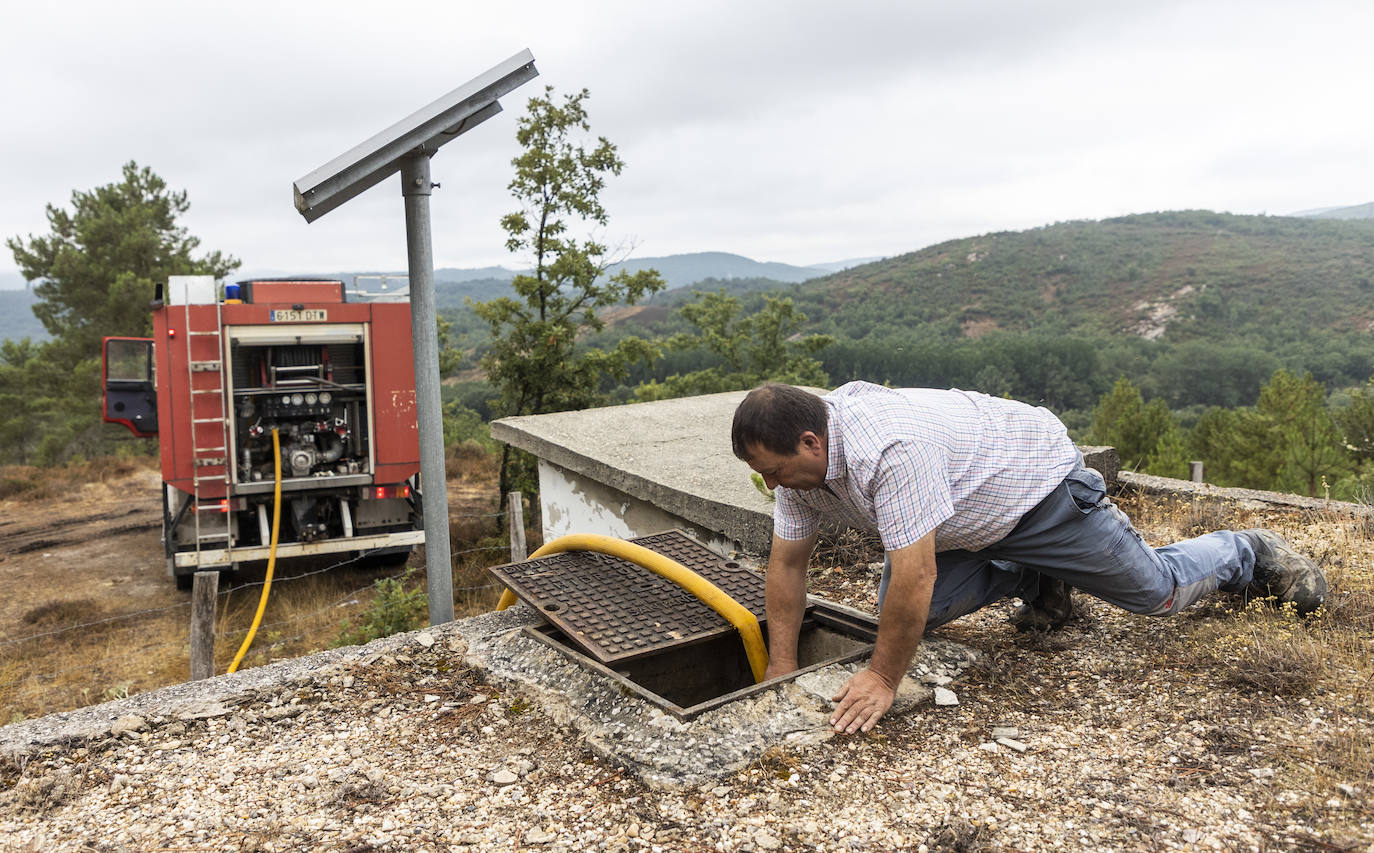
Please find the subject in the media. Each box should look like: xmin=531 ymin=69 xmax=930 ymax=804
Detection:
xmin=878 ymin=465 xmax=1256 ymax=627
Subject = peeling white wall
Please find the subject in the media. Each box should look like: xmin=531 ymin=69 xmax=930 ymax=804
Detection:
xmin=537 ymin=460 xmax=738 ymax=557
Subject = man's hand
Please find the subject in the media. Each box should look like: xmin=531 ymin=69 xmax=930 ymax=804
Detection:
xmin=829 ymin=668 xmax=897 ymax=734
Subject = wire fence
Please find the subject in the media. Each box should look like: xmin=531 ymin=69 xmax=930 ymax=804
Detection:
xmin=0 ymin=508 xmax=521 ymax=716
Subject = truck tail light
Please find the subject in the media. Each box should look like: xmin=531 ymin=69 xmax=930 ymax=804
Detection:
xmin=370 ymin=485 xmax=411 ymax=500
xmin=196 ymin=498 xmax=245 ymax=512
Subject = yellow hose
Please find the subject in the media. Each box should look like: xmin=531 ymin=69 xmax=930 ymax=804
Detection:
xmin=496 ymin=533 xmax=769 ymax=682
xmin=227 ymin=428 xmax=282 ymax=674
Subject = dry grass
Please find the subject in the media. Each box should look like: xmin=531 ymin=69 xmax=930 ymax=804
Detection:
xmin=812 ymin=527 xmax=883 ymax=572
xmin=446 ymin=440 xmax=500 ymax=484
xmin=1114 ymin=490 xmax=1374 ymax=807
xmin=925 ymin=819 xmax=993 ymax=853
xmin=0 ymin=563 xmax=373 ymax=721
xmin=1192 ymin=599 xmax=1329 ymax=695
xmin=2 ymin=766 xmax=87 ymax=818
xmin=0 ymin=449 xmax=510 ymax=724
xmin=0 ymin=545 xmax=514 ymax=723
xmin=0 ymin=454 xmax=155 ymax=501
xmin=20 ymin=600 xmax=101 ymax=629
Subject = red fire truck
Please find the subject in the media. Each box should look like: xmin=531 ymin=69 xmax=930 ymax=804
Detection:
xmin=102 ymin=276 xmax=425 ymax=588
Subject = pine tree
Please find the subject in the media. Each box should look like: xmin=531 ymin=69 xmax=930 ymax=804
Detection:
xmin=4 ymin=163 xmax=238 ymax=464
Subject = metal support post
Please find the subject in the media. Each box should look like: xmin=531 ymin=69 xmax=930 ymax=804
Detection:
xmin=402 ymin=153 xmax=455 ymax=625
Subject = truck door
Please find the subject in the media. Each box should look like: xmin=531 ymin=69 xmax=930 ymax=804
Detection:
xmin=102 ymin=336 xmax=158 ymax=436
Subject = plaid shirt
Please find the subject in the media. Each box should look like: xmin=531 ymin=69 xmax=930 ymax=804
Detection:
xmin=773 ymin=382 xmax=1078 ymax=553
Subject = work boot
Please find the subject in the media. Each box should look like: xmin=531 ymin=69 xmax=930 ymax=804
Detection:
xmin=1010 ymin=575 xmax=1074 ymax=632
xmin=1241 ymin=529 xmax=1328 ymax=614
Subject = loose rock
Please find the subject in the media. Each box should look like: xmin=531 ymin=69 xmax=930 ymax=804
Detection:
xmin=110 ymin=715 xmax=147 ymax=736
xmin=996 ymin=737 xmax=1028 ymax=753
xmin=525 ymin=826 xmax=555 ymax=844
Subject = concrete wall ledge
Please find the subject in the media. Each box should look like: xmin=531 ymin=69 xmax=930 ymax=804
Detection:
xmin=1118 ymin=470 xmax=1374 ymax=516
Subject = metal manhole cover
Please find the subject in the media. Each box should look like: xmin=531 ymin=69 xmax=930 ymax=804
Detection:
xmin=488 ymin=530 xmax=766 ymax=666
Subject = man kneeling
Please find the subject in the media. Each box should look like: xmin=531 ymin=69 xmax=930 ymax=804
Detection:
xmin=733 ymin=382 xmax=1327 ymax=734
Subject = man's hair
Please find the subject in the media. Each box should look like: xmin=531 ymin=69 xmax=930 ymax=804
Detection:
xmin=731 ymin=383 xmax=827 ymax=460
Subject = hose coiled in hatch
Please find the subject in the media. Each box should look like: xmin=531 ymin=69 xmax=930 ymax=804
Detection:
xmin=495 ymin=533 xmax=769 ymax=682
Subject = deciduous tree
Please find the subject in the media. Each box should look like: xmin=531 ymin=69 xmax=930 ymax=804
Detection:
xmin=473 ymin=87 xmax=664 ymax=498
xmin=634 ymin=291 xmax=832 ymax=400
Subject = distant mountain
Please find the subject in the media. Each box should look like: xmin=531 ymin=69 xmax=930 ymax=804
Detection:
xmin=806 ymin=256 xmax=885 ymax=273
xmin=603 ymin=252 xmax=828 ymax=288
xmin=284 ymin=254 xmax=846 ymax=311
xmin=0 ymin=252 xmax=875 ymax=344
xmin=1295 ymin=202 xmax=1374 ymax=221
xmin=0 ymin=289 xmax=45 ymax=343
xmin=787 ymin=210 xmax=1374 ymax=341
xmin=435 ymin=266 xmax=518 ymax=283
xmin=295 ymin=254 xmax=835 ymax=292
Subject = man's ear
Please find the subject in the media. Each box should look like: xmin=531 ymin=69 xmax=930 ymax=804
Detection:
xmin=797 ymin=431 xmax=824 ymax=455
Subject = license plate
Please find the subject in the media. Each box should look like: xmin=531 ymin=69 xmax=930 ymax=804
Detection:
xmin=271 ymin=309 xmax=327 ymax=322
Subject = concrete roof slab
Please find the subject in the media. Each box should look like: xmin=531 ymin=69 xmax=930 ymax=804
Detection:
xmin=492 ymin=390 xmax=784 ymax=554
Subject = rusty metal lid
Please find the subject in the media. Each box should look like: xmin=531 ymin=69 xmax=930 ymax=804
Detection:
xmin=488 ymin=530 xmax=766 ymax=666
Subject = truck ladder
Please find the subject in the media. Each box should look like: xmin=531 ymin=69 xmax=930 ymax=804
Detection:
xmin=182 ymin=299 xmax=233 ymax=566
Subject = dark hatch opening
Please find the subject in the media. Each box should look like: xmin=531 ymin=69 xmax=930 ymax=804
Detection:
xmin=526 ymin=600 xmax=878 ymax=720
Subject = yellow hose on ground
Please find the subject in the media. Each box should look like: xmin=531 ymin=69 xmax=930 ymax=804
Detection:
xmin=228 ymin=428 xmax=282 ymax=674
xmin=496 ymin=533 xmax=769 ymax=682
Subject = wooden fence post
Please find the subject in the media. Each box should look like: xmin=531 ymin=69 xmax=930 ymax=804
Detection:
xmin=508 ymin=491 xmax=527 ymax=563
xmin=190 ymin=571 xmax=219 ymax=680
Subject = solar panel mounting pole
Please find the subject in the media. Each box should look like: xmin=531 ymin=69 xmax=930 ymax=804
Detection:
xmin=292 ymin=50 xmax=539 ymax=625
xmin=401 ymin=151 xmax=454 ymax=624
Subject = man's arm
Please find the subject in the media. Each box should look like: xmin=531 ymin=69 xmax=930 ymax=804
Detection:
xmin=762 ymin=531 xmax=818 ymax=680
xmin=829 ymin=531 xmax=937 ymax=734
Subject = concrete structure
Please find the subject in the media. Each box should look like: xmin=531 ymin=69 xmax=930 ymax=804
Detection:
xmin=492 ymin=390 xmax=775 ymax=556
xmin=491 ymin=391 xmax=1122 ymax=558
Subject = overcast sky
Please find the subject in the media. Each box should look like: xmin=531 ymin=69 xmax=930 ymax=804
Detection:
xmin=2 ymin=0 xmax=1370 ymax=287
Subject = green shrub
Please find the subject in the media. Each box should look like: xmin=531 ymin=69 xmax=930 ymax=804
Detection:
xmin=333 ymin=573 xmax=428 ymax=647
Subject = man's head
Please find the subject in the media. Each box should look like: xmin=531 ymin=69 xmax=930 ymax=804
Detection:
xmin=732 ymin=383 xmax=829 ymax=490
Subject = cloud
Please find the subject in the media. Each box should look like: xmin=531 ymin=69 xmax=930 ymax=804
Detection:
xmin=2 ymin=0 xmax=1372 ymax=281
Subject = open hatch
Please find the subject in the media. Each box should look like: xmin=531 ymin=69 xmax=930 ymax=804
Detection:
xmin=488 ymin=530 xmax=878 ymax=720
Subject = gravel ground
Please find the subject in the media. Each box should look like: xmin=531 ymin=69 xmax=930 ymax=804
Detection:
xmin=3 ymin=520 xmax=1372 ymax=851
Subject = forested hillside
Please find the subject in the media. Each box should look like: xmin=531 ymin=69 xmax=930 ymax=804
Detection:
xmin=602 ymin=212 xmax=1374 ymax=441
xmin=794 ymin=211 xmax=1374 ymax=341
